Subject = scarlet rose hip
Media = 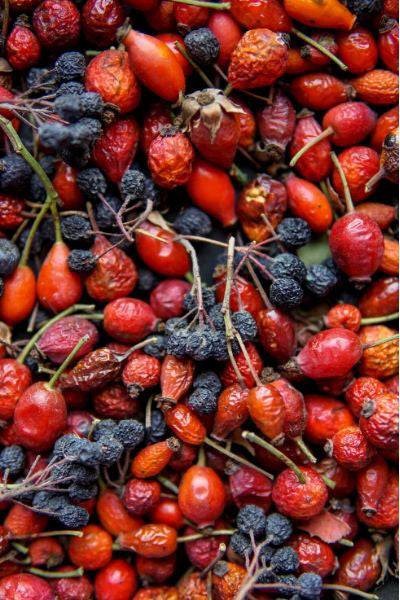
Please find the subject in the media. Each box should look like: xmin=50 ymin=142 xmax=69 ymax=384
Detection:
xmin=104 ymin=298 xmax=158 ymax=343
xmin=33 ymin=0 xmax=80 ymax=51
xmin=38 ymin=317 xmax=99 ymax=364
xmin=272 ymin=466 xmax=328 ymax=519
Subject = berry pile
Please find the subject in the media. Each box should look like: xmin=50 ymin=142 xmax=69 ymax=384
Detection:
xmin=0 ymin=0 xmax=397 ymax=597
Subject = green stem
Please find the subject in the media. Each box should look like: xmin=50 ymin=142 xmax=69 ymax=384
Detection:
xmin=338 ymin=538 xmax=354 ymax=547
xmin=322 ymin=585 xmax=379 ymax=600
xmin=17 ymin=304 xmax=96 ymax=364
xmin=289 ymin=127 xmax=333 ymax=167
xmin=178 ymin=530 xmax=236 ymax=543
xmin=27 ymin=567 xmax=84 ymax=579
xmin=294 ymin=436 xmax=317 ymax=464
xmin=361 ymin=312 xmax=399 ymax=325
xmin=11 ymin=530 xmax=83 ymax=539
xmin=156 ymin=475 xmax=179 ymax=495
xmin=292 ymin=28 xmax=348 ymax=71
xmin=241 ymin=431 xmax=306 ymax=484
xmin=171 ymin=0 xmax=230 ymax=6
xmin=204 ymin=437 xmax=274 ymax=480
xmin=47 ymin=335 xmax=89 ymax=389
xmin=11 ymin=542 xmax=29 ymax=555
xmin=0 ymin=116 xmax=59 ymax=266
xmin=363 ymin=334 xmax=399 ymax=349
xmin=229 ymin=163 xmax=248 ymax=186
xmin=50 ymin=195 xmax=62 ymax=244
xmin=330 ymin=151 xmax=354 ymax=213
xmin=321 ymin=475 xmax=336 ymax=490
xmin=175 ymin=42 xmax=214 ymax=87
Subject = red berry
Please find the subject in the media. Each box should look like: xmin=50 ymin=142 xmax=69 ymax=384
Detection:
xmin=330 ymin=425 xmax=376 ymax=471
xmin=178 ymin=465 xmax=226 ymax=527
xmin=82 ymin=0 xmax=124 ymax=48
xmin=33 ymin=0 xmax=80 ymax=51
xmin=37 ymin=316 xmax=99 ymax=364
xmin=0 ymin=573 xmax=53 ymax=600
xmin=92 ymin=117 xmax=140 ymax=183
xmin=272 ymin=466 xmax=328 ymax=520
xmin=150 ymin=279 xmax=191 ymax=319
xmin=329 ymin=213 xmax=384 ymax=279
xmin=6 ymin=24 xmax=41 ymax=70
xmin=104 ymin=297 xmax=158 ymax=343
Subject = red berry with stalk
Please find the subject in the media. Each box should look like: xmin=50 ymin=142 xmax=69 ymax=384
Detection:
xmin=289 ymin=114 xmax=332 ymax=181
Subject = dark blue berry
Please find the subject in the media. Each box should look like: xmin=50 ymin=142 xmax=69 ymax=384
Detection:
xmin=237 ymin=504 xmax=267 ymax=538
xmin=277 ymin=218 xmax=311 ymax=249
xmin=232 ymin=310 xmax=257 ymax=341
xmin=61 ymin=215 xmax=93 ymax=246
xmin=68 ymin=249 xmax=96 ymax=273
xmin=174 ymin=207 xmax=212 ymax=236
xmin=54 ymin=94 xmax=84 ymax=122
xmin=270 ymin=278 xmax=304 ymax=309
xmin=193 ymin=371 xmax=221 ymax=395
xmin=305 ymin=264 xmax=338 ymax=297
xmin=0 ymin=154 xmax=31 ymax=195
xmin=166 ymin=329 xmax=190 ymax=358
xmin=184 ymin=28 xmax=220 ymax=65
xmin=230 ymin=531 xmax=253 ymax=559
xmin=115 ymin=419 xmax=145 ymax=449
xmin=0 ymin=445 xmax=24 ymax=475
xmin=298 ymin=573 xmax=323 ymax=599
xmin=143 ymin=335 xmax=166 ymax=359
xmin=55 ymin=52 xmax=86 ymax=82
xmin=136 ymin=267 xmax=159 ymax=292
xmin=187 ymin=387 xmax=217 ymax=415
xmin=145 ymin=409 xmax=168 ymax=444
xmin=270 ymin=254 xmax=307 ymax=282
xmin=271 ymin=547 xmax=299 ymax=574
xmin=77 ymin=167 xmax=107 ymax=199
xmin=185 ymin=326 xmax=215 ymax=360
xmin=95 ymin=435 xmax=124 ymax=466
xmin=56 ymin=81 xmax=85 ymax=97
xmin=120 ymin=170 xmax=146 ymax=200
xmin=0 ymin=239 xmax=20 ymax=276
xmin=265 ymin=513 xmax=293 ymax=546
xmin=68 ymin=482 xmax=98 ymax=501
xmin=92 ymin=420 xmax=117 ymax=442
xmin=58 ymin=505 xmax=89 ymax=528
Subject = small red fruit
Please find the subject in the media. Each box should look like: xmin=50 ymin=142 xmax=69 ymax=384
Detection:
xmin=150 ymin=279 xmax=191 ymax=320
xmin=82 ymin=0 xmax=124 ymax=47
xmin=289 ymin=115 xmax=332 ymax=181
xmin=247 ymin=383 xmax=286 ymax=441
xmin=337 ymin=27 xmax=378 ymax=74
xmin=131 ymin=438 xmax=179 ymax=479
xmin=325 ymin=303 xmax=361 ymax=332
xmin=212 ymin=384 xmax=249 ymax=440
xmin=208 ymin=12 xmax=242 ymax=68
xmin=95 ymin=559 xmax=138 ymax=600
xmin=288 ymin=533 xmax=335 ymax=577
xmin=359 ymin=277 xmax=399 ymax=317
xmin=257 ymin=308 xmax=296 ymax=363
xmin=178 ymin=465 xmax=226 ymax=526
xmin=122 ymin=351 xmax=160 ymax=396
xmin=123 ymin=479 xmax=161 ymax=516
xmin=289 ymin=73 xmax=351 ymax=110
xmin=0 ymin=358 xmax=32 ymax=420
xmin=37 ymin=242 xmax=83 ymax=313
xmin=228 ymin=28 xmax=288 ymax=90
xmin=329 ymin=213 xmax=384 ymax=279
xmin=332 ymin=146 xmax=380 ymax=202
xmin=285 ymin=174 xmax=333 ymax=233
xmin=148 ymin=126 xmax=195 ymax=189
xmin=229 ymin=464 xmax=273 ymax=510
xmin=304 ymin=394 xmax=355 ymax=445
xmin=104 ymin=297 xmax=158 ymax=343
xmin=69 ymin=525 xmax=113 ymax=570
xmin=136 ymin=222 xmax=191 ymax=277
xmin=356 ymin=468 xmax=398 ymax=529
xmin=122 ymin=28 xmax=186 ymax=102
xmin=5 ymin=24 xmax=41 ymax=70
xmin=186 ymin=159 xmax=236 ymax=227
xmin=85 ymin=49 xmax=141 ymax=113
xmin=220 ymin=342 xmax=263 ymax=388
xmin=359 ymin=391 xmax=399 ymax=451
xmin=356 ymin=455 xmax=389 ymax=516
xmin=345 ymin=376 xmax=386 ymax=418
xmin=33 ymin=0 xmax=80 ymax=51
xmin=160 ymin=355 xmax=194 ymax=403
xmin=329 ymin=425 xmax=375 ymax=471
xmin=141 ymin=102 xmax=172 ymax=156
xmin=92 ymin=117 xmax=140 ymax=183
xmin=0 ymin=574 xmax=53 ymax=600
xmin=38 ymin=316 xmax=98 ymax=364
xmin=0 ymin=265 xmax=36 ymax=325
xmin=272 ymin=466 xmax=328 ymax=520
xmin=118 ymin=524 xmax=177 ymax=558
xmin=52 ymin=162 xmax=83 ymax=210
xmin=14 ymin=382 xmax=67 ymax=452
xmin=335 ymin=539 xmax=381 ymax=593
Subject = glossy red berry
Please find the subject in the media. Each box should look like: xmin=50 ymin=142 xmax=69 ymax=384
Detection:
xmin=332 ymin=146 xmax=380 ymax=202
xmin=288 ymin=533 xmax=335 ymax=577
xmin=178 ymin=465 xmax=226 ymax=527
xmin=247 ymin=383 xmax=286 ymax=441
xmin=150 ymin=279 xmax=191 ymax=320
xmin=305 ymin=394 xmax=355 ymax=445
xmin=329 ymin=213 xmax=384 ymax=280
xmin=359 ymin=391 xmax=399 ymax=451
xmin=0 ymin=573 xmax=54 ymax=600
xmin=92 ymin=117 xmax=140 ymax=183
xmin=329 ymin=425 xmax=376 ymax=471
xmin=14 ymin=382 xmax=67 ymax=452
xmin=82 ymin=0 xmax=124 ymax=48
xmin=136 ymin=222 xmax=190 ymax=277
xmin=345 ymin=376 xmax=386 ymax=418
xmin=6 ymin=24 xmax=41 ymax=70
xmin=104 ymin=297 xmax=158 ymax=343
xmin=289 ymin=115 xmax=332 ymax=181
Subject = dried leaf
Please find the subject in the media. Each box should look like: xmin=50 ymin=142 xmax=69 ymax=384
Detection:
xmin=299 ymin=510 xmax=351 ymax=543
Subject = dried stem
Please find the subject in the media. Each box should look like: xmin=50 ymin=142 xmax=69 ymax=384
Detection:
xmin=204 ymin=437 xmax=274 ymax=480
xmin=221 ymin=237 xmax=245 ymax=388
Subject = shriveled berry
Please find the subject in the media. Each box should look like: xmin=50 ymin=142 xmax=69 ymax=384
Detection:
xmin=0 ymin=154 xmax=31 ymax=195
xmin=68 ymin=249 xmax=96 ymax=273
xmin=270 ymin=277 xmax=304 ymax=308
xmin=185 ymin=326 xmax=215 ymax=361
xmin=61 ymin=215 xmax=93 ymax=246
xmin=0 ymin=445 xmax=24 ymax=475
xmin=120 ymin=170 xmax=146 ymax=200
xmin=184 ymin=28 xmax=220 ymax=65
xmin=193 ymin=371 xmax=221 ymax=395
xmin=236 ymin=504 xmax=266 ymax=538
xmin=232 ymin=310 xmax=257 ymax=341
xmin=270 ymin=253 xmax=306 ymax=282
xmin=0 ymin=239 xmax=20 ymax=276
xmin=55 ymin=51 xmax=86 ymax=82
xmin=277 ymin=218 xmax=312 ymax=248
xmin=187 ymin=387 xmax=217 ymax=415
xmin=305 ymin=264 xmax=338 ymax=296
xmin=230 ymin=531 xmax=252 ymax=559
xmin=271 ymin=546 xmax=299 ymax=574
xmin=115 ymin=419 xmax=145 ymax=448
xmin=265 ymin=512 xmax=293 ymax=546
xmin=298 ymin=572 xmax=323 ymax=599
xmin=77 ymin=167 xmax=107 ymax=199
xmin=174 ymin=207 xmax=212 ymax=236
